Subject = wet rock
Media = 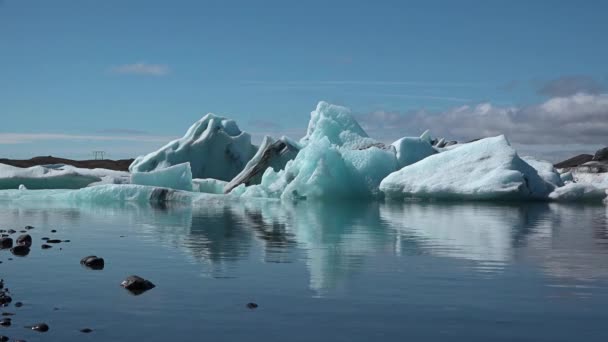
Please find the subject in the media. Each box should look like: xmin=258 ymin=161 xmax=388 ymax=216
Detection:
xmin=120 ymin=275 xmax=155 ymax=295
xmin=14 ymin=302 xmax=22 ymax=308
xmin=41 ymin=237 xmax=49 ymax=241
xmin=10 ymin=246 xmax=30 ymax=257
xmin=0 ymin=235 xmax=7 ymax=238
xmin=0 ymin=295 xmax=11 ymax=306
xmin=6 ymin=230 xmax=15 ymax=235
xmin=80 ymin=256 xmax=104 ymax=270
xmin=41 ymin=244 xmax=52 ymax=249
xmin=0 ymin=313 xmax=14 ymax=316
xmin=80 ymin=328 xmax=93 ymax=333
xmin=0 ymin=318 xmax=10 ymax=326
xmin=46 ymin=239 xmax=61 ymax=244
xmin=246 ymin=302 xmax=258 ymax=309
xmin=19 ymin=231 xmax=26 ymax=233
xmin=0 ymin=238 xmax=12 ymax=249
xmin=63 ymin=240 xmax=70 ymax=243
xmin=50 ymin=230 xmax=57 ymax=233
xmin=15 ymin=235 xmax=32 ymax=248
xmin=24 ymin=226 xmax=34 ymax=230
xmin=0 ymin=335 xmax=7 ymax=342
xmin=28 ymin=323 xmax=49 ymax=332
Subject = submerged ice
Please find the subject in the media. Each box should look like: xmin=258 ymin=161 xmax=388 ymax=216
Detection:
xmin=0 ymin=101 xmax=606 ymax=203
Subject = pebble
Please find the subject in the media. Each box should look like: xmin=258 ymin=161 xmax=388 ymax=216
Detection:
xmin=14 ymin=302 xmax=22 ymax=308
xmin=80 ymin=256 xmax=104 ymax=270
xmin=0 ymin=313 xmax=14 ymax=316
xmin=10 ymin=246 xmax=30 ymax=257
xmin=0 ymin=318 xmax=10 ymax=326
xmin=0 ymin=238 xmax=12 ymax=249
xmin=121 ymin=275 xmax=155 ymax=295
xmin=16 ymin=235 xmax=32 ymax=248
xmin=246 ymin=302 xmax=259 ymax=309
xmin=0 ymin=335 xmax=7 ymax=342
xmin=41 ymin=244 xmax=52 ymax=249
xmin=29 ymin=323 xmax=49 ymax=332
xmin=6 ymin=230 xmax=15 ymax=235
xmin=24 ymin=226 xmax=34 ymax=230
xmin=80 ymin=328 xmax=93 ymax=333
xmin=41 ymin=237 xmax=49 ymax=241
xmin=46 ymin=239 xmax=62 ymax=244
xmin=50 ymin=230 xmax=57 ymax=233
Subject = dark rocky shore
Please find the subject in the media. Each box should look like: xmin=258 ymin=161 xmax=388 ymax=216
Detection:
xmin=0 ymin=156 xmax=134 ymax=172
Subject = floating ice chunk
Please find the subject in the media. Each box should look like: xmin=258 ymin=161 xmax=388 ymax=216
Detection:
xmin=129 ymin=113 xmax=258 ymax=181
xmin=559 ymin=171 xmax=574 ymax=183
xmin=224 ymin=135 xmax=300 ymax=193
xmin=548 ymin=183 xmax=607 ymax=202
xmin=131 ymin=163 xmax=193 ymax=191
xmin=380 ymin=136 xmax=555 ymax=200
xmin=569 ymin=171 xmax=608 ymax=190
xmin=0 ymin=163 xmax=102 ymax=189
xmin=239 ymin=137 xmax=397 ymax=200
xmin=391 ymin=134 xmax=437 ymax=169
xmin=192 ymin=178 xmax=228 ymax=194
xmin=300 ymin=101 xmax=377 ymax=149
xmin=522 ymin=156 xmax=564 ymax=187
xmin=18 ymin=184 xmax=27 ymax=190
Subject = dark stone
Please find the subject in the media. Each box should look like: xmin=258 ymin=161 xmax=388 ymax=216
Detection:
xmin=29 ymin=323 xmax=49 ymax=332
xmin=41 ymin=237 xmax=49 ymax=241
xmin=80 ymin=328 xmax=93 ymax=333
xmin=0 ymin=318 xmax=10 ymax=326
xmin=0 ymin=295 xmax=9 ymax=306
xmin=24 ymin=226 xmax=34 ymax=230
xmin=6 ymin=230 xmax=15 ymax=235
xmin=246 ymin=302 xmax=258 ymax=309
xmin=46 ymin=239 xmax=62 ymax=244
xmin=120 ymin=275 xmax=155 ymax=295
xmin=41 ymin=244 xmax=52 ymax=249
xmin=63 ymin=240 xmax=70 ymax=243
xmin=0 ymin=313 xmax=14 ymax=316
xmin=0 ymin=335 xmax=7 ymax=342
xmin=554 ymin=154 xmax=594 ymax=169
xmin=0 ymin=238 xmax=12 ymax=249
xmin=13 ymin=302 xmax=22 ymax=308
xmin=0 ymin=235 xmax=7 ymax=238
xmin=10 ymin=246 xmax=29 ymax=257
xmin=16 ymin=234 xmax=32 ymax=248
xmin=593 ymin=147 xmax=608 ymax=161
xmin=19 ymin=231 xmax=26 ymax=233
xmin=50 ymin=230 xmax=57 ymax=233
xmin=80 ymin=256 xmax=104 ymax=270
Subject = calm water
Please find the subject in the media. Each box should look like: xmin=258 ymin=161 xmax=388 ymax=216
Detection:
xmin=0 ymin=199 xmax=607 ymax=341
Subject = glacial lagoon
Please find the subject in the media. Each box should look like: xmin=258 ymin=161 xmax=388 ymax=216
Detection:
xmin=0 ymin=199 xmax=607 ymax=341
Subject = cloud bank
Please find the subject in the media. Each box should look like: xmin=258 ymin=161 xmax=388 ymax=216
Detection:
xmin=357 ymin=92 xmax=608 ymax=149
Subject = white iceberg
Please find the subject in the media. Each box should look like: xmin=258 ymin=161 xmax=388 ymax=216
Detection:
xmin=380 ymin=136 xmax=556 ymax=200
xmin=391 ymin=132 xmax=437 ymax=169
xmin=548 ymin=183 xmax=607 ymax=202
xmin=192 ymin=178 xmax=228 ymax=194
xmin=129 ymin=113 xmax=258 ymax=181
xmin=0 ymin=163 xmax=129 ymax=190
xmin=522 ymin=156 xmax=564 ymax=187
xmin=131 ymin=162 xmax=193 ymax=191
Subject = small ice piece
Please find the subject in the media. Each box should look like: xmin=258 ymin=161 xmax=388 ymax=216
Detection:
xmin=192 ymin=178 xmax=228 ymax=194
xmin=522 ymin=156 xmax=564 ymax=187
xmin=391 ymin=133 xmax=437 ymax=169
xmin=131 ymin=163 xmax=193 ymax=191
xmin=548 ymin=183 xmax=607 ymax=202
xmin=18 ymin=184 xmax=27 ymax=190
xmin=129 ymin=113 xmax=258 ymax=181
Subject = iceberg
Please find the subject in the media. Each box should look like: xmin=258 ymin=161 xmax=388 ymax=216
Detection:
xmin=0 ymin=163 xmax=128 ymax=190
xmin=224 ymin=135 xmax=300 ymax=193
xmin=129 ymin=113 xmax=258 ymax=181
xmin=192 ymin=178 xmax=228 ymax=194
xmin=522 ymin=156 xmax=564 ymax=187
xmin=548 ymin=183 xmax=607 ymax=202
xmin=380 ymin=136 xmax=556 ymax=200
xmin=391 ymin=132 xmax=437 ymax=169
xmin=131 ymin=162 xmax=193 ymax=191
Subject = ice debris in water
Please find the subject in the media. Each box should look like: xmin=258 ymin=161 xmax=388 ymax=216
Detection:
xmin=0 ymin=164 xmax=127 ymax=190
xmin=129 ymin=113 xmax=257 ymax=181
xmin=192 ymin=178 xmax=228 ymax=194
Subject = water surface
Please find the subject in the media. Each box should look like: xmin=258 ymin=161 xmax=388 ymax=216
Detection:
xmin=0 ymin=199 xmax=607 ymax=341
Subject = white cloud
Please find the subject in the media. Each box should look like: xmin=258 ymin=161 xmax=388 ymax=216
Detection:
xmin=109 ymin=62 xmax=170 ymax=76
xmin=0 ymin=133 xmax=176 ymax=145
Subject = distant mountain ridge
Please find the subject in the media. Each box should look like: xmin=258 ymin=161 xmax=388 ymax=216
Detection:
xmin=0 ymin=156 xmax=134 ymax=171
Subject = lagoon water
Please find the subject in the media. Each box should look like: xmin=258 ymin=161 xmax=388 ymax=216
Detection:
xmin=0 ymin=199 xmax=607 ymax=341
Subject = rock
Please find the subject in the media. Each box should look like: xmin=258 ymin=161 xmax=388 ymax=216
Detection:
xmin=0 ymin=238 xmax=12 ymax=249
xmin=80 ymin=256 xmax=104 ymax=270
xmin=0 ymin=335 xmax=7 ymax=342
xmin=120 ymin=275 xmax=155 ymax=295
xmin=246 ymin=302 xmax=258 ymax=309
xmin=19 ymin=231 xmax=26 ymax=233
xmin=1 ymin=313 xmax=14 ymax=316
xmin=24 ymin=226 xmax=34 ymax=230
xmin=0 ymin=318 xmax=10 ymax=326
xmin=0 ymin=295 xmax=10 ymax=305
xmin=13 ymin=302 xmax=21 ymax=308
xmin=41 ymin=237 xmax=49 ymax=240
xmin=10 ymin=246 xmax=29 ymax=257
xmin=50 ymin=230 xmax=57 ymax=233
xmin=63 ymin=240 xmax=70 ymax=243
xmin=6 ymin=230 xmax=15 ymax=235
xmin=46 ymin=239 xmax=61 ymax=244
xmin=593 ymin=147 xmax=608 ymax=161
xmin=29 ymin=323 xmax=49 ymax=332
xmin=80 ymin=328 xmax=93 ymax=333
xmin=15 ymin=234 xmax=32 ymax=248
xmin=41 ymin=244 xmax=52 ymax=249
xmin=554 ymin=154 xmax=594 ymax=169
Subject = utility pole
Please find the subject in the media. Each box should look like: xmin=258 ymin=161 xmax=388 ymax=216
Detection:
xmin=93 ymin=151 xmax=105 ymax=160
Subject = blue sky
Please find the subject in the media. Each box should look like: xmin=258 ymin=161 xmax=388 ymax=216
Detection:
xmin=1 ymin=0 xmax=607 ymax=160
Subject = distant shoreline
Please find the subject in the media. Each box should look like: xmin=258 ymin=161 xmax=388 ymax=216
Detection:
xmin=0 ymin=156 xmax=134 ymax=172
